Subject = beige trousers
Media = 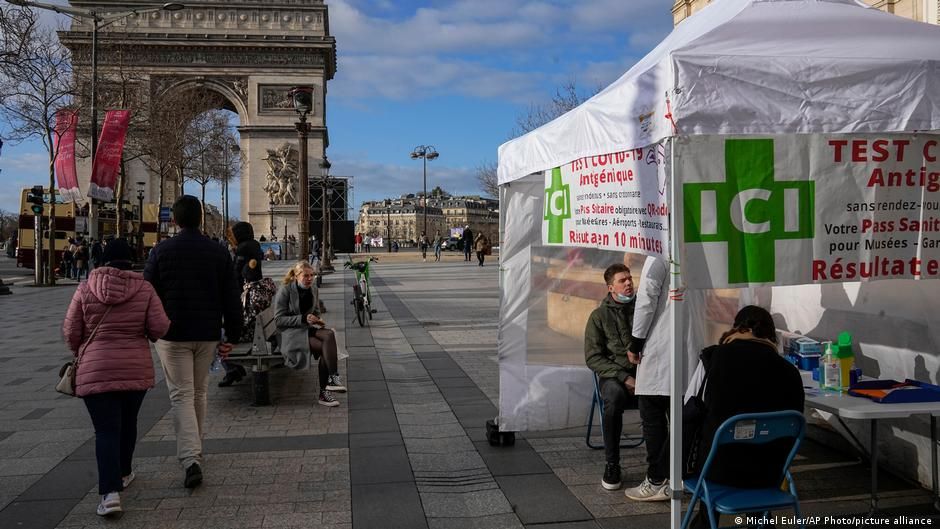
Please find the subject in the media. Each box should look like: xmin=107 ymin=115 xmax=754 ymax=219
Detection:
xmin=154 ymin=340 xmax=217 ymax=469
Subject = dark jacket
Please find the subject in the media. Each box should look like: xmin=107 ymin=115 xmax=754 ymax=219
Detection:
xmin=231 ymin=222 xmax=262 ymax=286
xmin=144 ymin=228 xmax=242 ymax=342
xmin=462 ymin=229 xmax=473 ymax=251
xmin=584 ymin=295 xmax=636 ymax=381
xmin=697 ymin=338 xmax=805 ymax=487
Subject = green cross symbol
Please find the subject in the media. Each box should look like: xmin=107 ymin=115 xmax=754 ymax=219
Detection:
xmin=544 ymin=167 xmax=571 ymax=244
xmin=683 ymin=139 xmax=815 ymax=284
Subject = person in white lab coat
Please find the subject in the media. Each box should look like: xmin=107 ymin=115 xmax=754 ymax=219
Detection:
xmin=623 ymin=256 xmax=672 ymax=502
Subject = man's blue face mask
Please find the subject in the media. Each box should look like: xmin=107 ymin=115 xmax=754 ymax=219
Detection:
xmin=615 ymin=293 xmax=635 ymax=303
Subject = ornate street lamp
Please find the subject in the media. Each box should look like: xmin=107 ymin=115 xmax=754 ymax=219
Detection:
xmin=269 ymin=200 xmax=275 ymax=239
xmin=290 ymin=86 xmax=313 ymax=259
xmin=385 ymin=200 xmax=392 ymax=253
xmin=410 ymin=145 xmax=439 ymax=238
xmin=319 ymin=157 xmax=333 ymax=271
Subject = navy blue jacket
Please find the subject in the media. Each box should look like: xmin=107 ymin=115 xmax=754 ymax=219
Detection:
xmin=144 ymin=229 xmax=242 ymax=342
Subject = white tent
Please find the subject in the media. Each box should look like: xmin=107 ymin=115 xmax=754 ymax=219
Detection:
xmin=496 ymin=0 xmax=940 ymax=526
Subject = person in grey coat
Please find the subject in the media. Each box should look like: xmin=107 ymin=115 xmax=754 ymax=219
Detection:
xmin=273 ymin=261 xmax=345 ymax=406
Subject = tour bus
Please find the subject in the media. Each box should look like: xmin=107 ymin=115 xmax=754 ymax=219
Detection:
xmin=16 ymin=188 xmax=83 ymax=269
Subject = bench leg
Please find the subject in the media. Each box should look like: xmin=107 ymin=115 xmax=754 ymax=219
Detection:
xmin=252 ymin=369 xmax=271 ymax=406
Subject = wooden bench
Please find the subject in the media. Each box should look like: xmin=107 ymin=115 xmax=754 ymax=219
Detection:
xmin=227 ymin=307 xmax=281 ymax=405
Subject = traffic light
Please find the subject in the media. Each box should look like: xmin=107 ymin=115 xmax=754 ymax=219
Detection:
xmin=27 ymin=186 xmax=43 ymax=215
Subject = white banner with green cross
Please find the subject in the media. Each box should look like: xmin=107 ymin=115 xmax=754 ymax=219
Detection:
xmin=541 ymin=145 xmax=670 ymax=259
xmin=678 ymin=134 xmax=940 ymax=289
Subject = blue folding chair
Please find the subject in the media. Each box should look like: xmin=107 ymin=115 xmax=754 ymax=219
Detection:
xmin=681 ymin=410 xmax=805 ymax=529
xmin=585 ymin=373 xmax=644 ymax=450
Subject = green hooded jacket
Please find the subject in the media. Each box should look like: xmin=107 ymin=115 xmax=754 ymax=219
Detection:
xmin=584 ymin=294 xmax=636 ymax=381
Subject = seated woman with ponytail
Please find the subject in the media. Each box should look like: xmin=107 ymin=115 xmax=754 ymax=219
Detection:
xmin=273 ymin=261 xmax=346 ymax=407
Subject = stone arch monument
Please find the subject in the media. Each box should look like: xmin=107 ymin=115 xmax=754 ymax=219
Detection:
xmin=60 ymin=0 xmax=336 ymax=239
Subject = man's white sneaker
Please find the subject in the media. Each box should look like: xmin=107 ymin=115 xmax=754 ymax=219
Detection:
xmin=326 ymin=374 xmax=346 ymax=392
xmin=624 ymin=477 xmax=670 ymax=502
xmin=96 ymin=492 xmax=122 ymax=516
xmin=122 ymin=472 xmax=136 ymax=489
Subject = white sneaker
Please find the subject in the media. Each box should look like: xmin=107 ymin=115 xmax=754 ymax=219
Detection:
xmin=96 ymin=492 xmax=122 ymax=516
xmin=318 ymin=390 xmax=340 ymax=407
xmin=326 ymin=374 xmax=346 ymax=393
xmin=122 ymin=472 xmax=135 ymax=489
xmin=624 ymin=477 xmax=670 ymax=502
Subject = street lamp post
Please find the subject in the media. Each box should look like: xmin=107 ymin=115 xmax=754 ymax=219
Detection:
xmin=385 ymin=200 xmax=392 ymax=253
xmin=319 ymin=158 xmax=333 ymax=271
xmin=269 ymin=201 xmax=275 ymax=239
xmin=410 ymin=145 xmax=439 ymax=239
xmin=7 ymin=1 xmax=186 ymax=241
xmin=136 ymin=181 xmax=145 ymax=260
xmin=290 ymin=86 xmax=313 ymax=260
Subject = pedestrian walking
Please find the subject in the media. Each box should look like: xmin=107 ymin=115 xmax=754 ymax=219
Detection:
xmin=144 ymin=195 xmax=242 ymax=489
xmin=62 ymin=244 xmax=74 ymax=279
xmin=433 ymin=233 xmax=443 ymax=262
xmin=62 ymin=238 xmax=170 ymax=516
xmin=474 ymin=232 xmax=490 ymax=266
xmin=274 ymin=261 xmax=346 ymax=407
xmin=363 ymin=234 xmax=372 ymax=253
xmin=354 ymin=233 xmax=362 ymax=254
xmin=419 ymin=232 xmax=430 ymax=262
xmin=75 ymin=242 xmax=89 ymax=280
xmin=462 ymin=226 xmax=474 ymax=262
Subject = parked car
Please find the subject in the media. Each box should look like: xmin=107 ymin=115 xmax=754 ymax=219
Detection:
xmin=440 ymin=237 xmax=462 ymax=251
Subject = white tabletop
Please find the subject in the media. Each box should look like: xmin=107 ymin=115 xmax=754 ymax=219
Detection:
xmin=801 ymin=371 xmax=940 ymax=420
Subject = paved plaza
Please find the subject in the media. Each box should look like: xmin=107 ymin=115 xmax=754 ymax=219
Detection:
xmin=0 ymin=252 xmax=938 ymax=529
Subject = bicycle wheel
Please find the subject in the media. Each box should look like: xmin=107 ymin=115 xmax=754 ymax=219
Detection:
xmin=360 ymin=278 xmax=373 ymax=320
xmin=352 ymin=283 xmax=365 ymax=327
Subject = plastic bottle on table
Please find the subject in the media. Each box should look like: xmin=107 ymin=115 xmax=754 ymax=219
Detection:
xmin=836 ymin=331 xmax=855 ymax=390
xmin=821 ymin=341 xmax=841 ymax=393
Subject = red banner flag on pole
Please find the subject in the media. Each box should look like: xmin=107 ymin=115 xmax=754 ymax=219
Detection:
xmin=88 ymin=109 xmax=132 ymax=201
xmin=53 ymin=110 xmax=81 ymax=203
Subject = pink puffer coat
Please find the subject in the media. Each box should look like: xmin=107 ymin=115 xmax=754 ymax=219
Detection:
xmin=62 ymin=266 xmax=170 ymax=397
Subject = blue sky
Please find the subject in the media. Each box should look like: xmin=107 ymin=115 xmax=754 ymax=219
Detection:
xmin=0 ymin=0 xmax=674 ymax=218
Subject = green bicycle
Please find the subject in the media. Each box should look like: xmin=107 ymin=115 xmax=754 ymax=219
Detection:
xmin=344 ymin=256 xmax=378 ymax=327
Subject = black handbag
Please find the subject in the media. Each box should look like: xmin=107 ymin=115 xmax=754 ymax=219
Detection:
xmin=682 ymin=369 xmax=708 ymax=478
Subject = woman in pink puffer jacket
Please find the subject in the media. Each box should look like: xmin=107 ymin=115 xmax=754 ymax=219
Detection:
xmin=62 ymin=239 xmax=170 ymax=517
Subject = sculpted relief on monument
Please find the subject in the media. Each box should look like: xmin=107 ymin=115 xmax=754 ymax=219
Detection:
xmin=263 ymin=143 xmax=299 ymax=205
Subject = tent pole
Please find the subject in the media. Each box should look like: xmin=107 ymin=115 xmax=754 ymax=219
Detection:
xmin=668 ymin=136 xmax=684 ymax=529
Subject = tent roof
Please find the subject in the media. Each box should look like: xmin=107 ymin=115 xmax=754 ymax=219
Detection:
xmin=497 ymin=0 xmax=940 ymax=185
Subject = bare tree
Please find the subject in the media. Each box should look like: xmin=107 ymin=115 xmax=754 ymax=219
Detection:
xmin=0 ymin=209 xmax=18 ymax=241
xmin=183 ymin=109 xmax=237 ymax=228
xmin=0 ymin=4 xmax=76 ymax=284
xmin=476 ymin=80 xmax=599 ymax=197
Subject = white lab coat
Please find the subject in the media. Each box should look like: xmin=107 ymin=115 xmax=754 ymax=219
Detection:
xmin=633 ymin=256 xmax=671 ymax=396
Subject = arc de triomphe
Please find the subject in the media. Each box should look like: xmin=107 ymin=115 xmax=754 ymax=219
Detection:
xmin=60 ymin=0 xmax=336 ymax=239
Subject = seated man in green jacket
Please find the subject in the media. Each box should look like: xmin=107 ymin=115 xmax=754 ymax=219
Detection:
xmin=585 ymin=263 xmax=637 ymax=491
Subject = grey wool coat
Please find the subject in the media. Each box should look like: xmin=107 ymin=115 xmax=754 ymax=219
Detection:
xmin=273 ymin=281 xmax=319 ymax=370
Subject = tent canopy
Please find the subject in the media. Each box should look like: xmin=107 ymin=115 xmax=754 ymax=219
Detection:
xmin=497 ymin=0 xmax=940 ymax=184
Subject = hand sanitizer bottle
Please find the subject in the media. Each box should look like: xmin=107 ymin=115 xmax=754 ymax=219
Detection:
xmin=821 ymin=341 xmax=841 ymax=393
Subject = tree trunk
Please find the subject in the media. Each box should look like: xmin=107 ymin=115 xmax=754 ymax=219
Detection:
xmin=158 ymin=166 xmax=166 ymax=241
xmin=200 ymin=182 xmax=207 ymax=232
